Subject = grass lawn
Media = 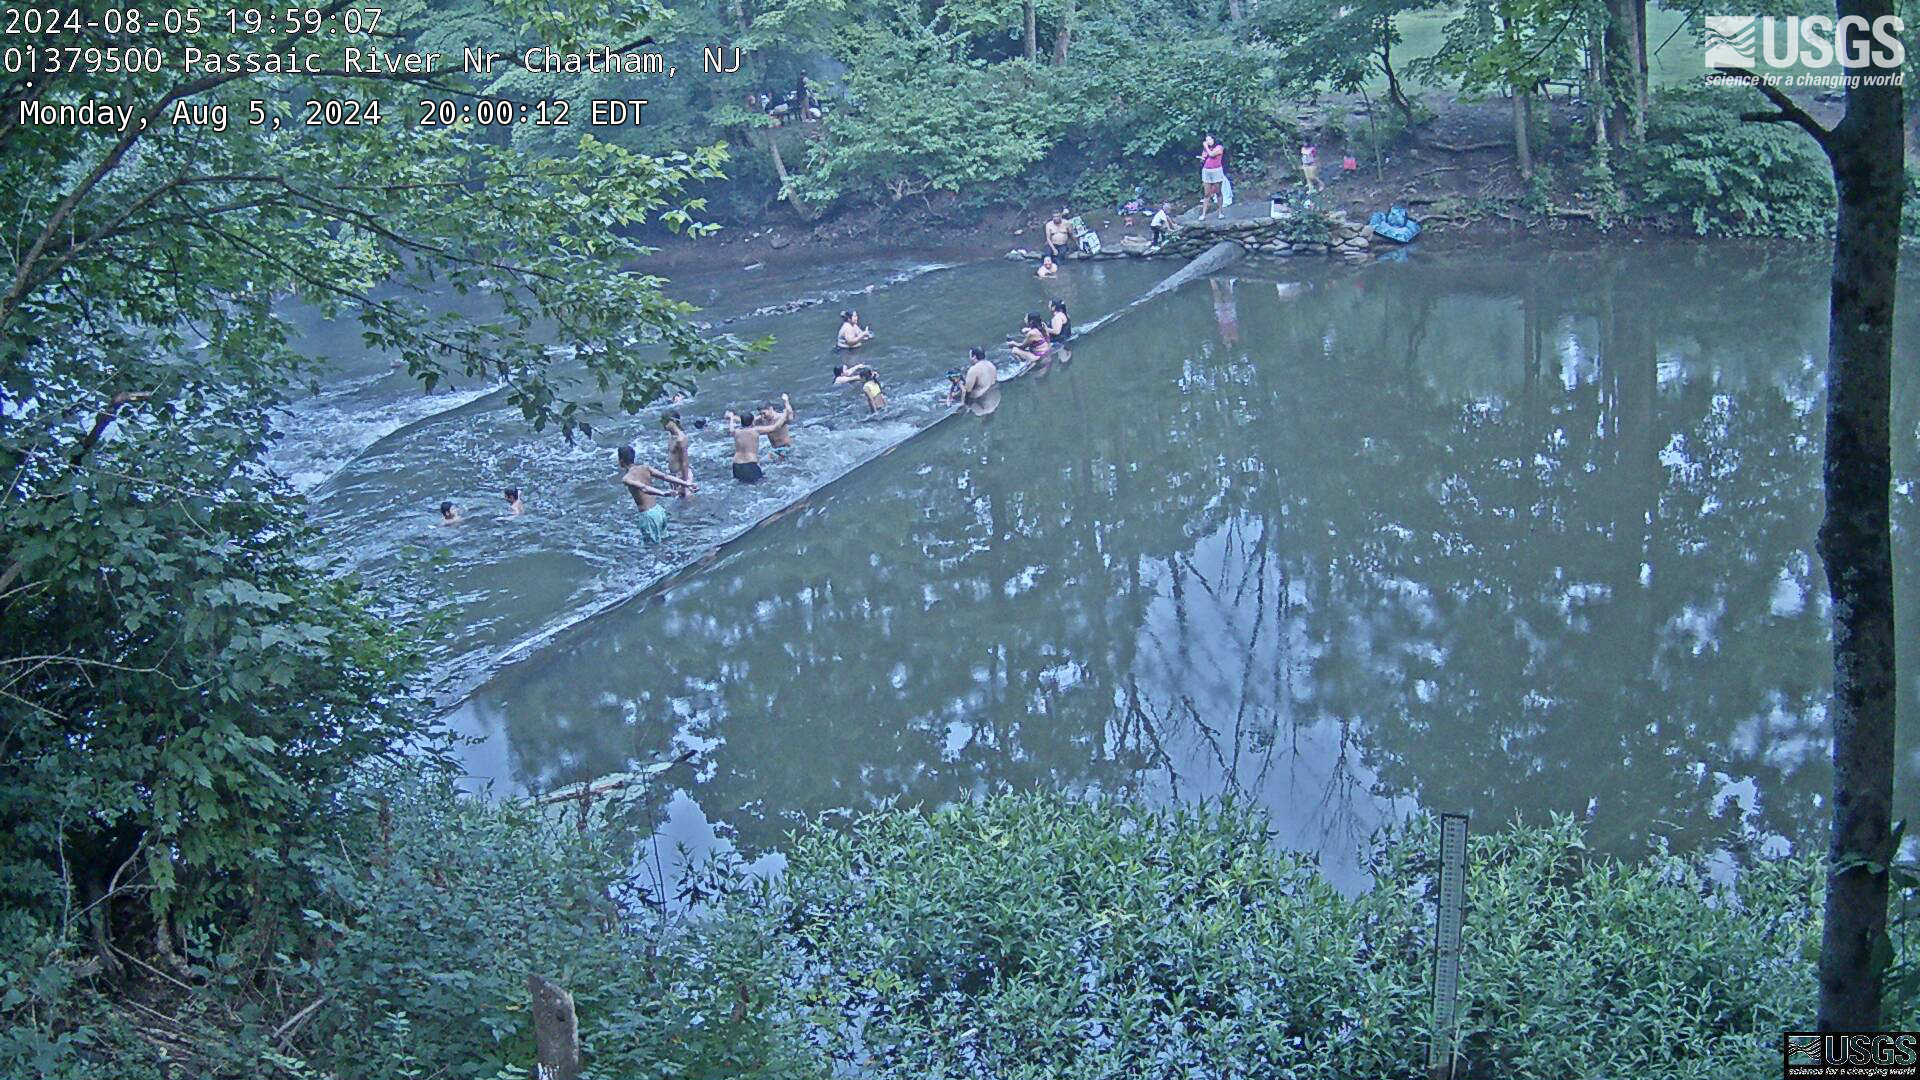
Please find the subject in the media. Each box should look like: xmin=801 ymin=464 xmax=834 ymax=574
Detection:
xmin=1376 ymin=8 xmax=1842 ymax=94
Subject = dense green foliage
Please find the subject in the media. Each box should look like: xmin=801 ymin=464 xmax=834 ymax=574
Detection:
xmin=0 ymin=0 xmax=753 ymax=988
xmin=9 ymin=792 xmax=1907 ymax=1078
xmin=0 ymin=0 xmax=1886 ymax=1069
xmin=1 ymin=773 xmax=820 ymax=1079
xmin=752 ymin=797 xmax=1906 ymax=1079
xmin=1623 ymin=89 xmax=1838 ymax=237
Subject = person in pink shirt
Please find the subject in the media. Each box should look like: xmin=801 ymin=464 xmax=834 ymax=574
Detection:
xmin=1199 ymin=135 xmax=1227 ymax=217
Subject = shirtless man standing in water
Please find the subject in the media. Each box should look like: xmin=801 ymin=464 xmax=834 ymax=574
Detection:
xmin=617 ymin=444 xmax=695 ymax=544
xmin=662 ymin=411 xmax=693 ymax=494
xmin=956 ymin=347 xmax=1001 ymax=415
xmin=726 ymin=395 xmax=788 ymax=482
xmin=757 ymin=395 xmax=796 ymax=458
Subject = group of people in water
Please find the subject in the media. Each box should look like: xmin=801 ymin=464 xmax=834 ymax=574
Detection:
xmin=438 ymin=291 xmax=1077 ymax=544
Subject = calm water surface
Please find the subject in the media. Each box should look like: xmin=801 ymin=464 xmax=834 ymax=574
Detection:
xmin=383 ymin=245 xmax=1917 ymax=884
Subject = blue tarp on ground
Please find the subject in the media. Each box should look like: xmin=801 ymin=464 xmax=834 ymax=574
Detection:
xmin=1368 ymin=206 xmax=1421 ymax=244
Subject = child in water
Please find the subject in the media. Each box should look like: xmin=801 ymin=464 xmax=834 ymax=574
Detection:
xmin=860 ymin=370 xmax=887 ymax=413
xmin=1036 ymin=255 xmax=1058 ymax=279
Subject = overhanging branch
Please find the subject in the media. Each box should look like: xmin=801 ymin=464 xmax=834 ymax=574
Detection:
xmin=1715 ymin=67 xmax=1834 ymax=150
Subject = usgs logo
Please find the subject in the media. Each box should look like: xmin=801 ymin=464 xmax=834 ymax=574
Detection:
xmin=1782 ymin=1032 xmax=1920 ymax=1079
xmin=1704 ymin=14 xmax=1906 ymax=69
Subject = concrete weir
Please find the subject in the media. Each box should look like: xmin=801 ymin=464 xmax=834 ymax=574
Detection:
xmin=455 ymin=242 xmax=1250 ymax=706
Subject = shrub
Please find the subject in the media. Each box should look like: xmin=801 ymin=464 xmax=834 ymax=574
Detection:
xmin=9 ymin=791 xmax=1911 ymax=1079
xmin=739 ymin=795 xmax=1909 ymax=1080
xmin=0 ymin=775 xmax=823 ymax=1080
xmin=1623 ymin=87 xmax=1835 ymax=238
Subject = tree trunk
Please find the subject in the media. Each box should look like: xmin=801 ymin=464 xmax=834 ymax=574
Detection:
xmin=1602 ymin=0 xmax=1643 ymax=146
xmin=1379 ymin=18 xmax=1414 ymax=124
xmin=1023 ymin=0 xmax=1036 ymax=61
xmin=1587 ymin=28 xmax=1609 ymax=147
xmin=1511 ymin=91 xmax=1533 ymax=178
xmin=1631 ymin=0 xmax=1648 ymax=140
xmin=530 ymin=975 xmax=581 ymax=1080
xmin=1811 ymin=9 xmax=1902 ymax=1028
xmin=1052 ymin=0 xmax=1074 ymax=64
xmin=1228 ymin=0 xmax=1245 ymax=21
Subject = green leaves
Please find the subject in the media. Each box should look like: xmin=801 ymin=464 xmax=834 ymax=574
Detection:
xmin=730 ymin=798 xmax=1882 ymax=1079
xmin=1623 ymin=88 xmax=1836 ymax=238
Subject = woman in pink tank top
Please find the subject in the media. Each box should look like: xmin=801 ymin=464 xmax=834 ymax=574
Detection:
xmin=1198 ymin=135 xmax=1227 ymax=217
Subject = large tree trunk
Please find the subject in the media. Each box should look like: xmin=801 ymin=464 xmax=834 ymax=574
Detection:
xmin=1228 ymin=0 xmax=1245 ymax=21
xmin=1602 ymin=0 xmax=1644 ymax=146
xmin=1811 ymin=14 xmax=1902 ymax=1029
xmin=1023 ymin=0 xmax=1037 ymax=61
xmin=1052 ymin=0 xmax=1074 ymax=64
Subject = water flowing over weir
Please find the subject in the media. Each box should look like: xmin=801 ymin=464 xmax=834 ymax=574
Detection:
xmin=427 ymin=244 xmax=1251 ymax=708
xmin=294 ymin=253 xmax=1249 ymax=703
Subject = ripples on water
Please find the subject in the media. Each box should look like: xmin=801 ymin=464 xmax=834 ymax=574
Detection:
xmin=282 ymin=243 xmax=1920 ymax=888
xmin=276 ymin=256 xmax=1171 ymax=698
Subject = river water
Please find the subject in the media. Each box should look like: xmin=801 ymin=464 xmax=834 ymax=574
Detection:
xmin=287 ymin=243 xmax=1918 ymax=886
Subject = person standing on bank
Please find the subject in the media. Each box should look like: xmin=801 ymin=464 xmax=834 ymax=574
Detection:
xmin=1199 ymin=135 xmax=1227 ymax=217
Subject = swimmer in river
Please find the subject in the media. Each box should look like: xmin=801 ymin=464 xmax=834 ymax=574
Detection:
xmin=1036 ymin=255 xmax=1058 ymax=279
xmin=833 ymin=362 xmax=876 ymax=386
xmin=503 ymin=487 xmax=525 ymax=515
xmin=858 ymin=370 xmax=887 ymax=413
xmin=960 ymin=347 xmax=998 ymax=402
xmin=437 ymin=501 xmax=462 ymax=526
xmin=836 ymin=309 xmax=873 ymax=350
xmin=662 ymin=411 xmax=693 ymax=495
xmin=757 ymin=394 xmax=796 ymax=458
xmin=954 ymin=347 xmax=1001 ymax=415
xmin=1008 ymin=312 xmax=1053 ymax=373
xmin=1047 ymin=298 xmax=1072 ymax=348
xmin=726 ymin=402 xmax=786 ymax=482
xmin=946 ymin=369 xmax=966 ymax=404
xmin=617 ymin=444 xmax=695 ymax=543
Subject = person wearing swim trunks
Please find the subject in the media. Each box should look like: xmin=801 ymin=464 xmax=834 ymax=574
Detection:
xmin=727 ymin=404 xmax=784 ymax=481
xmin=617 ymin=444 xmax=694 ymax=542
xmin=1044 ymin=213 xmax=1073 ymax=258
xmin=758 ymin=394 xmax=795 ymax=458
xmin=662 ymin=411 xmax=693 ymax=495
xmin=1008 ymin=312 xmax=1052 ymax=373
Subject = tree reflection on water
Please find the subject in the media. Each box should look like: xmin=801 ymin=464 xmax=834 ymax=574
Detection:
xmin=460 ymin=246 xmax=1917 ymax=878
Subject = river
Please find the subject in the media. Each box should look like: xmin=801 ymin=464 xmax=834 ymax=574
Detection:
xmin=285 ymin=242 xmax=1918 ymax=887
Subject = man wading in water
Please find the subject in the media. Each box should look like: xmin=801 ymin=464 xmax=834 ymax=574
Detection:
xmin=727 ymin=398 xmax=788 ymax=482
xmin=757 ymin=394 xmax=796 ymax=459
xmin=617 ymin=445 xmax=695 ymax=543
xmin=662 ymin=411 xmax=693 ymax=495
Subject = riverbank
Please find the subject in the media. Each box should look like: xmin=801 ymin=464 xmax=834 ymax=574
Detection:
xmin=642 ymin=91 xmax=1826 ymax=275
